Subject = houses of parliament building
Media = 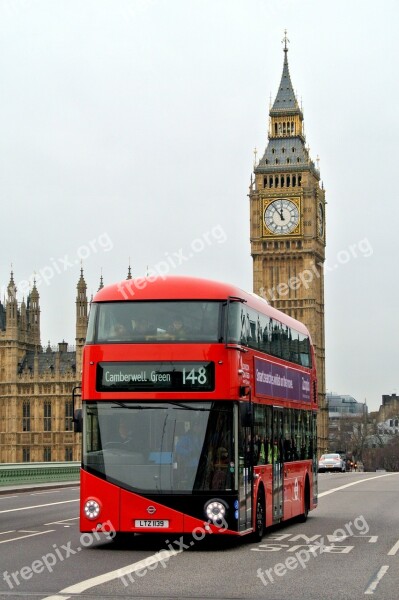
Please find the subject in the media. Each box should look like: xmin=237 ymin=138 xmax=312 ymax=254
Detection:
xmin=0 ymin=269 xmax=89 ymax=463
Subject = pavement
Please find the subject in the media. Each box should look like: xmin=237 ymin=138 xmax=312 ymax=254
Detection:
xmin=0 ymin=481 xmax=79 ymax=495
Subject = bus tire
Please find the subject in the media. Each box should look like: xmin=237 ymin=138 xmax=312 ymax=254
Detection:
xmin=298 ymin=477 xmax=310 ymax=522
xmin=252 ymin=488 xmax=265 ymax=542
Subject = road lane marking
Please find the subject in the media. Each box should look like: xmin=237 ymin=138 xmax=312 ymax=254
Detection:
xmin=319 ymin=473 xmax=398 ymax=498
xmin=0 ymin=499 xmax=78 ymax=514
xmin=364 ymin=565 xmax=389 ymax=595
xmin=44 ymin=517 xmax=79 ymax=526
xmin=41 ymin=548 xmax=183 ymax=600
xmin=31 ymin=490 xmax=64 ymax=495
xmin=388 ymin=539 xmax=399 ymax=555
xmin=0 ymin=495 xmax=18 ymax=500
xmin=0 ymin=530 xmax=16 ymax=536
xmin=0 ymin=530 xmax=55 ymax=544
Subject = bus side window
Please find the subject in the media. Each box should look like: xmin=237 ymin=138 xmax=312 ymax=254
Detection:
xmin=239 ymin=309 xmax=248 ymax=345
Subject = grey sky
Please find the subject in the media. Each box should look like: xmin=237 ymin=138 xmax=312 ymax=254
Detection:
xmin=1 ymin=0 xmax=398 ymax=411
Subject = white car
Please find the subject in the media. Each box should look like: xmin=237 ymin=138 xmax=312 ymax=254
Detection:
xmin=318 ymin=453 xmax=346 ymax=473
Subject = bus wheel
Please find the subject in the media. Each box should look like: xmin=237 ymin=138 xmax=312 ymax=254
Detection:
xmin=298 ymin=478 xmax=310 ymax=522
xmin=252 ymin=490 xmax=265 ymax=541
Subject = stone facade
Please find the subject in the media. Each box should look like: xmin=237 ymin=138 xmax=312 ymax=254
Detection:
xmin=377 ymin=394 xmax=399 ymax=424
xmin=0 ymin=270 xmax=88 ymax=463
xmin=249 ymin=38 xmax=328 ymax=452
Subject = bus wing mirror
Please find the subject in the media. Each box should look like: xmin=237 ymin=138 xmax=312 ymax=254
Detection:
xmin=73 ymin=409 xmax=83 ymax=433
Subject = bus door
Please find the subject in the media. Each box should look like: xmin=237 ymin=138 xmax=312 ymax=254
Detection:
xmin=237 ymin=402 xmax=252 ymax=532
xmin=272 ymin=407 xmax=284 ymax=521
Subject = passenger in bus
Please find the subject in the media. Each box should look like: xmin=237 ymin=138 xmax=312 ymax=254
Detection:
xmin=283 ymin=436 xmax=292 ymax=462
xmin=257 ymin=435 xmax=266 ymax=465
xmin=268 ymin=438 xmax=279 ymax=464
xmin=110 ymin=322 xmax=130 ymax=340
xmin=117 ymin=420 xmax=133 ymax=444
xmin=168 ymin=317 xmax=187 ymax=340
xmin=175 ymin=422 xmax=202 ymax=467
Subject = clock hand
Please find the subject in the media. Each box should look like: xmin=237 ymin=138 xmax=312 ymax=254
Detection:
xmin=278 ymin=208 xmax=285 ymax=221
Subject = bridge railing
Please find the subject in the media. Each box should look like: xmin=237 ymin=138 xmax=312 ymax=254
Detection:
xmin=0 ymin=462 xmax=80 ymax=486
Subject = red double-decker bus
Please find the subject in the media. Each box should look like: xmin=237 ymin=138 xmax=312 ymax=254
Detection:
xmin=75 ymin=275 xmax=317 ymax=540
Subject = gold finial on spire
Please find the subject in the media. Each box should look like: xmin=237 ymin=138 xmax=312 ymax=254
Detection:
xmin=282 ymin=29 xmax=289 ymax=53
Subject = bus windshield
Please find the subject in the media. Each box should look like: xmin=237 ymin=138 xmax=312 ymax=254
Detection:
xmin=83 ymin=401 xmax=235 ymax=494
xmin=87 ymin=301 xmax=222 ymax=343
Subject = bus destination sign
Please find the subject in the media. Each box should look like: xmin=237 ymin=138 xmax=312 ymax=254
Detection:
xmin=97 ymin=361 xmax=214 ymax=392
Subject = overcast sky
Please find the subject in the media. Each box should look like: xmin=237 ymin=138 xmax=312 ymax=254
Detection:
xmin=1 ymin=0 xmax=398 ymax=411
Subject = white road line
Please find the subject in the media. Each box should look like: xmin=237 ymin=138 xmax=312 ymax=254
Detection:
xmin=387 ymin=539 xmax=399 ymax=556
xmin=44 ymin=517 xmax=79 ymax=526
xmin=0 ymin=495 xmax=18 ymax=500
xmin=0 ymin=530 xmax=16 ymax=536
xmin=31 ymin=490 xmax=63 ymax=495
xmin=18 ymin=530 xmax=39 ymax=533
xmin=0 ymin=499 xmax=79 ymax=514
xmin=41 ymin=548 xmax=182 ymax=600
xmin=0 ymin=530 xmax=55 ymax=544
xmin=319 ymin=473 xmax=398 ymax=498
xmin=364 ymin=565 xmax=389 ymax=595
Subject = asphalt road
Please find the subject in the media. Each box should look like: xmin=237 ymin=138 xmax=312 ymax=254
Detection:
xmin=0 ymin=472 xmax=398 ymax=600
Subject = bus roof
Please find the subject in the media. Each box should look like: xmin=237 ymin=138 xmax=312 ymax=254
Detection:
xmin=94 ymin=275 xmax=310 ymax=336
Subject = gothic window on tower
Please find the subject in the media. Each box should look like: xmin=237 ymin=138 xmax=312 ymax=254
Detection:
xmin=44 ymin=400 xmax=52 ymax=432
xmin=44 ymin=447 xmax=52 ymax=462
xmin=22 ymin=447 xmax=30 ymax=462
xmin=22 ymin=400 xmax=31 ymax=432
xmin=65 ymin=400 xmax=73 ymax=431
xmin=65 ymin=447 xmax=73 ymax=461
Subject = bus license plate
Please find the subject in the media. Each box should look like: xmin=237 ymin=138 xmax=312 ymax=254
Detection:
xmin=134 ymin=519 xmax=169 ymax=528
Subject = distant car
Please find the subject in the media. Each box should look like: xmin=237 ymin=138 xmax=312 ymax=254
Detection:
xmin=318 ymin=453 xmax=346 ymax=473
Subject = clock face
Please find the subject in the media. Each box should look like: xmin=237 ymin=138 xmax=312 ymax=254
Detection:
xmin=264 ymin=198 xmax=300 ymax=235
xmin=318 ymin=203 xmax=324 ymax=237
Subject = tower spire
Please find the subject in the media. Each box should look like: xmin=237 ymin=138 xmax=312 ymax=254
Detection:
xmin=271 ymin=30 xmax=300 ymax=114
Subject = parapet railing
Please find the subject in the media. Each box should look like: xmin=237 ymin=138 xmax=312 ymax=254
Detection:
xmin=0 ymin=461 xmax=80 ymax=486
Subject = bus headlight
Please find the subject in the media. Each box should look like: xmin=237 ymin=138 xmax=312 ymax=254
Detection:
xmin=84 ymin=499 xmax=101 ymax=520
xmin=204 ymin=499 xmax=227 ymax=524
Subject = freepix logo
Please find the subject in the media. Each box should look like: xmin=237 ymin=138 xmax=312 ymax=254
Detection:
xmin=116 ymin=225 xmax=227 ymax=299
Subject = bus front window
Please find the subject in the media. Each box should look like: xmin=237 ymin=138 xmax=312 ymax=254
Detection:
xmin=90 ymin=301 xmax=222 ymax=343
xmin=83 ymin=401 xmax=235 ymax=494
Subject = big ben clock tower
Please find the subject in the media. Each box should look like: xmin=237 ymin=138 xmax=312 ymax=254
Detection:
xmin=249 ymin=33 xmax=328 ymax=452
